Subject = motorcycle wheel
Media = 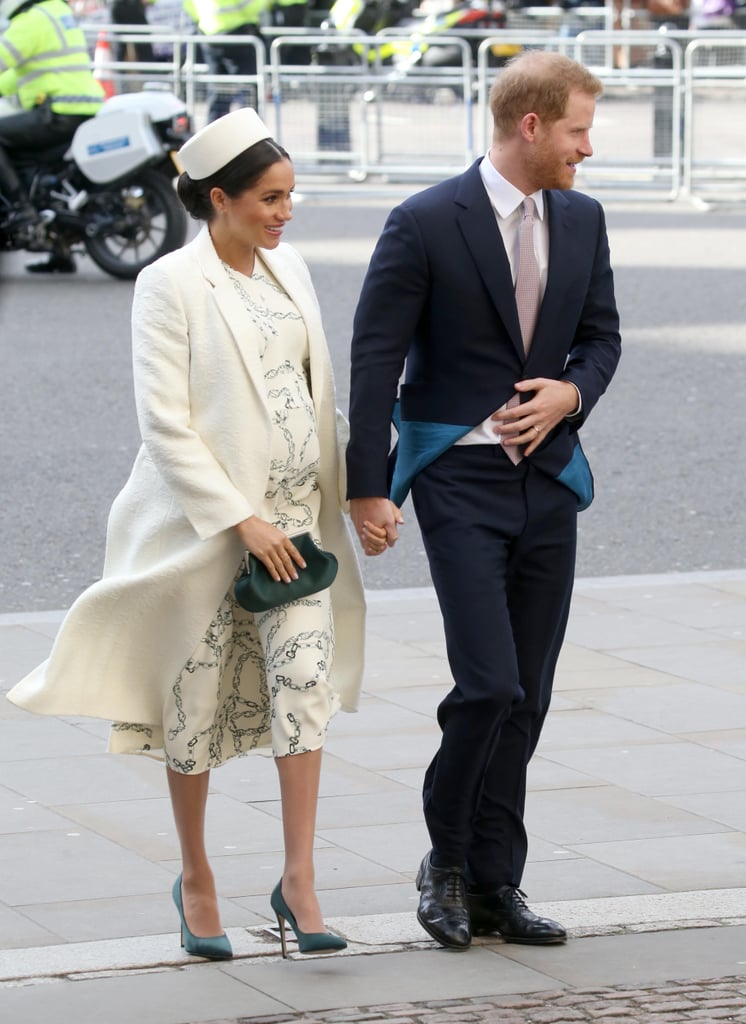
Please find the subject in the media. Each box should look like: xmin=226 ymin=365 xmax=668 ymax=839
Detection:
xmin=83 ymin=168 xmax=187 ymax=280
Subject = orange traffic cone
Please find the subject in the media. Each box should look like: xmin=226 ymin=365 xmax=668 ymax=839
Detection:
xmin=93 ymin=31 xmax=116 ymax=100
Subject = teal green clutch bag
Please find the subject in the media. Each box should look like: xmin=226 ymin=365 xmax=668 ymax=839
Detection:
xmin=234 ymin=532 xmax=338 ymax=613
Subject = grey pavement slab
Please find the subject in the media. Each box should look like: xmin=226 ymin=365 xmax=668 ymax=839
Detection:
xmin=523 ymin=784 xmax=722 ymax=845
xmin=542 ymin=739 xmax=746 ymax=797
xmin=0 ymin=962 xmax=288 ymax=1024
xmin=220 ymin=947 xmax=554 ymax=1011
xmin=0 ymin=570 xmax=745 ymax=1019
xmin=500 ymin=925 xmax=746 ymax=990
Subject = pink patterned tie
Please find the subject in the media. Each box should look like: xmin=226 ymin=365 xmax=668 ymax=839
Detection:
xmin=514 ymin=197 xmax=541 ymax=355
xmin=502 ymin=198 xmax=541 ymax=465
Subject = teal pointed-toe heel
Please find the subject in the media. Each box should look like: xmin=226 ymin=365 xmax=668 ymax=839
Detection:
xmin=172 ymin=874 xmax=233 ymax=961
xmin=270 ymin=881 xmax=347 ymax=958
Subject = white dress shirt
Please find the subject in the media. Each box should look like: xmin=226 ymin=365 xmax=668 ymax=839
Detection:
xmin=456 ymin=155 xmax=547 ymax=446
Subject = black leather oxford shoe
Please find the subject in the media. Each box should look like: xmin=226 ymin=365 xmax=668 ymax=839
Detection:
xmin=468 ymin=885 xmax=567 ymax=945
xmin=415 ymin=851 xmax=471 ymax=950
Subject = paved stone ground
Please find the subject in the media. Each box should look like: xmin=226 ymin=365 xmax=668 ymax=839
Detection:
xmin=199 ymin=977 xmax=746 ymax=1024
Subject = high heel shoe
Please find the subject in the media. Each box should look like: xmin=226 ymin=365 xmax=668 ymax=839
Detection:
xmin=270 ymin=880 xmax=347 ymax=958
xmin=172 ymin=874 xmax=233 ymax=961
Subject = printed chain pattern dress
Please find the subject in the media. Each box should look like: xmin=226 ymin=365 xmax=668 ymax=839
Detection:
xmin=110 ymin=255 xmax=339 ymax=772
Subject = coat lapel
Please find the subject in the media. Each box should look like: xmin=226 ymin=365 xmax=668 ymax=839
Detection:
xmin=454 ymin=163 xmax=525 ymax=360
xmin=191 ymin=226 xmax=333 ymax=428
xmin=192 ymin=226 xmax=268 ymax=404
xmin=261 ymin=246 xmax=336 ymax=421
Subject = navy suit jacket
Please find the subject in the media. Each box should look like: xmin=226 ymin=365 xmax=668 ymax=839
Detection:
xmin=346 ymin=160 xmax=621 ymax=509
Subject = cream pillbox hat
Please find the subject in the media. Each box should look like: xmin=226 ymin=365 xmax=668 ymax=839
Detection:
xmin=178 ymin=108 xmax=273 ymax=180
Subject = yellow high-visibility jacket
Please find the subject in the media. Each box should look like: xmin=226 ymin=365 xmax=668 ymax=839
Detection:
xmin=183 ymin=0 xmax=267 ymax=35
xmin=0 ymin=0 xmax=105 ymax=114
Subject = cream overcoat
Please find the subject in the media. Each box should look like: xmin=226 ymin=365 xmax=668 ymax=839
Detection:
xmin=7 ymin=226 xmax=365 ymax=731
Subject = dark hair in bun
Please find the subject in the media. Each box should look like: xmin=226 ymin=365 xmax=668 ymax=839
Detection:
xmin=177 ymin=138 xmax=290 ymax=222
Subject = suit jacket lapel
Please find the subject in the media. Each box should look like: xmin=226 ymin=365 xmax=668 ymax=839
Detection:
xmin=454 ymin=164 xmax=525 ymax=361
xmin=529 ymin=189 xmax=572 ymax=360
xmin=450 ymin=163 xmax=528 ymax=360
xmin=454 ymin=169 xmax=583 ymax=366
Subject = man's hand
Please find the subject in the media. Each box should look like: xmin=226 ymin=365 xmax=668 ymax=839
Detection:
xmin=350 ymin=497 xmax=404 ymax=556
xmin=492 ymin=378 xmax=580 ymax=456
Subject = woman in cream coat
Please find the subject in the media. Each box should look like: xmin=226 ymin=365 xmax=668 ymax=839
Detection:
xmin=8 ymin=108 xmax=379 ymax=961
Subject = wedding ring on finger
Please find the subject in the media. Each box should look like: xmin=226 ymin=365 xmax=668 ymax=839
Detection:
xmin=533 ymin=425 xmax=541 ymax=435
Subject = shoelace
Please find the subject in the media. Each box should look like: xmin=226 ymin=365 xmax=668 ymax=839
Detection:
xmin=445 ymin=871 xmax=466 ymax=904
xmin=503 ymin=886 xmax=530 ymax=911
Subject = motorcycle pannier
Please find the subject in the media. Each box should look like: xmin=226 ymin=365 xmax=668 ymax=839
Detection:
xmin=70 ymin=110 xmax=164 ymax=184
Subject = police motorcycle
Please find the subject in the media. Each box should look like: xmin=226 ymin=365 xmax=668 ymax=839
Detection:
xmin=0 ymin=88 xmax=191 ymax=279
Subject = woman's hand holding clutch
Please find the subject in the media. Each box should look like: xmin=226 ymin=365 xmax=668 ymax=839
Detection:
xmin=234 ymin=516 xmax=306 ymax=583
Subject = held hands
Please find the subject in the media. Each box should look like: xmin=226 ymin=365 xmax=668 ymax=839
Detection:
xmin=492 ymin=378 xmax=580 ymax=457
xmin=350 ymin=497 xmax=404 ymax=557
xmin=234 ymin=516 xmax=306 ymax=583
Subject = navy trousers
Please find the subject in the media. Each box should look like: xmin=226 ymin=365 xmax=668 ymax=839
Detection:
xmin=411 ymin=443 xmax=577 ymax=887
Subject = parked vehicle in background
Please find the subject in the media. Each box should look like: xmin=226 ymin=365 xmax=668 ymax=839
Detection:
xmin=390 ymin=0 xmax=521 ymax=69
xmin=0 ymin=87 xmax=190 ymax=278
xmin=321 ymin=0 xmax=520 ymax=70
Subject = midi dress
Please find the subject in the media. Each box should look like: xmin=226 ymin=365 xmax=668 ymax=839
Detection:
xmin=109 ymin=253 xmax=339 ymax=773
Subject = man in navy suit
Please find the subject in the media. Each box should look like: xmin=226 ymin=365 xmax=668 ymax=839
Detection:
xmin=346 ymin=51 xmax=621 ymax=950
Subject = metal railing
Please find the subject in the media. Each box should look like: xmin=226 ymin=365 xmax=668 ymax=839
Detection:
xmin=682 ymin=36 xmax=746 ymax=199
xmin=81 ymin=22 xmax=746 ymax=201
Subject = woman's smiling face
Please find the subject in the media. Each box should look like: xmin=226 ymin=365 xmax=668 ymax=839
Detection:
xmin=211 ymin=157 xmax=295 ymax=253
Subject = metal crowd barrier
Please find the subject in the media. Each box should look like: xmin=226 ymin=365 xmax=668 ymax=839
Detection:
xmin=683 ymin=36 xmax=746 ymax=200
xmin=269 ymin=33 xmax=477 ymax=180
xmin=83 ymin=25 xmax=269 ymax=120
xmin=81 ymin=23 xmax=746 ymax=201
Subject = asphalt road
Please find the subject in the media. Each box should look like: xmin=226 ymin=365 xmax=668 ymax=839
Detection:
xmin=2 ymin=192 xmax=746 ymax=613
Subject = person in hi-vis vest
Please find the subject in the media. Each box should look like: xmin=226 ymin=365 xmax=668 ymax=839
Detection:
xmin=0 ymin=0 xmax=104 ymax=271
xmin=184 ymin=0 xmax=266 ymax=122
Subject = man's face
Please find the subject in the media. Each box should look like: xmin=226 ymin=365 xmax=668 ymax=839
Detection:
xmin=526 ymin=90 xmax=596 ymax=192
